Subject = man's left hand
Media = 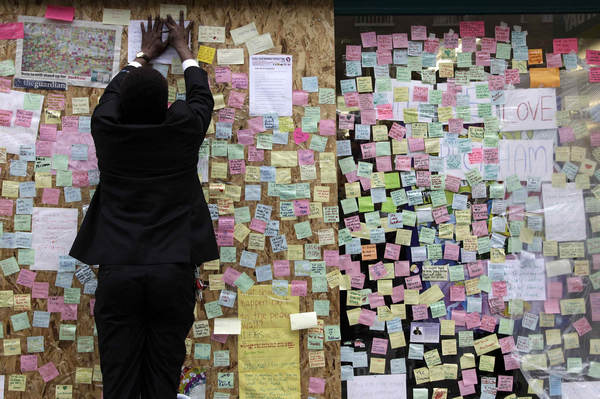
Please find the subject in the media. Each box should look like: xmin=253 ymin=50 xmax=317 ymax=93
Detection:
xmin=139 ymin=15 xmax=169 ymax=61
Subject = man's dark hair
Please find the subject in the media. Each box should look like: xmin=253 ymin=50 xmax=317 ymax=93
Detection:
xmin=119 ymin=66 xmax=168 ymax=124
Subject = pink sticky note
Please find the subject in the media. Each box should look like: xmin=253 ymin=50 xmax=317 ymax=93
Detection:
xmin=293 ymin=128 xmax=309 ymax=144
xmin=0 ymin=109 xmax=12 ymax=126
xmin=42 ymin=188 xmax=60 ymax=205
xmin=371 ymin=337 xmax=388 ymax=355
xmin=20 ymin=354 xmax=38 ymax=372
xmin=368 ymin=293 xmax=385 ymax=309
xmin=290 ymin=280 xmax=307 ymax=296
xmin=553 ymin=38 xmax=578 ymax=54
xmin=360 ymin=31 xmax=377 ymax=48
xmin=384 ymin=243 xmax=401 ymax=260
xmin=544 ymin=298 xmax=560 ymax=314
xmin=451 ymin=310 xmax=466 ymax=327
xmin=292 ymin=90 xmax=309 ymax=106
xmin=48 ymin=296 xmax=64 ymax=312
xmin=358 ymin=308 xmax=376 ymax=326
xmin=215 ymin=66 xmax=231 ymax=83
xmin=591 ymin=292 xmax=600 ymax=321
xmin=460 ymin=21 xmax=485 ymax=38
xmin=458 ymin=380 xmax=476 ymax=396
xmin=465 ymin=312 xmax=481 ymax=329
xmin=410 ymin=25 xmax=427 ymax=41
xmin=38 ymin=362 xmax=60 ymax=383
xmin=308 ymin=377 xmax=325 ymax=394
xmin=443 ymin=243 xmax=459 ymax=261
xmin=61 ymin=304 xmax=78 ymax=321
xmin=495 ymin=26 xmax=510 ymax=42
xmin=90 ymin=298 xmax=95 ymax=316
xmin=450 ymin=285 xmax=466 ymax=302
xmin=45 ymin=5 xmax=75 ymax=21
xmin=222 ymin=267 xmax=242 ymax=286
xmin=395 ymin=261 xmax=410 ymax=277
xmin=497 ymin=375 xmax=513 ymax=391
xmin=231 ymin=73 xmax=247 ymax=89
xmin=0 ymin=199 xmax=13 ymax=216
xmin=0 ymin=22 xmax=23 ymax=39
xmin=273 ymin=260 xmax=290 ymax=277
xmin=32 ymin=282 xmax=49 ymax=299
xmin=0 ymin=78 xmax=10 ymax=93
xmin=391 ymin=285 xmax=404 ymax=303
xmin=503 ymin=353 xmax=520 ymax=370
xmin=405 ymin=275 xmax=422 ymax=290
xmin=293 ymin=199 xmax=310 ymax=216
xmin=16 ymin=269 xmax=36 ymax=288
xmin=412 ymin=304 xmax=428 ymax=320
xmin=36 ymin=140 xmax=55 ymax=157
xmin=227 ymin=91 xmax=246 ymax=109
xmin=480 ymin=315 xmax=497 ymax=333
xmin=499 ymin=336 xmax=515 ymax=354
xmin=39 ymin=124 xmax=58 ymax=141
xmin=393 ymin=33 xmax=408 ymax=48
xmin=350 ymin=273 xmax=365 ymax=289
xmin=211 ymin=334 xmax=228 ymax=344
xmin=590 ymin=67 xmax=600 ymax=83
xmin=319 ymin=119 xmax=336 ymax=136
xmin=346 ymin=45 xmax=362 ymax=61
xmin=462 ymin=368 xmax=477 ymax=385
xmin=572 ymin=317 xmax=592 ymax=336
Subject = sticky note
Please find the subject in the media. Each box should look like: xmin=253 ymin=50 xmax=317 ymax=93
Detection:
xmin=290 ymin=312 xmax=318 ymax=330
xmin=213 ymin=318 xmax=241 ymax=335
xmin=45 ymin=5 xmax=75 ymax=21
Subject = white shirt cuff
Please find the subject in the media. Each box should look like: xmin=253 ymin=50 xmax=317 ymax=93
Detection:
xmin=128 ymin=60 xmax=142 ymax=68
xmin=182 ymin=59 xmax=199 ymax=71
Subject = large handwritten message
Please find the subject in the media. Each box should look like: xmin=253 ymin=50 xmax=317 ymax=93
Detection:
xmin=499 ymin=88 xmax=557 ymax=131
xmin=238 ymin=285 xmax=300 ymax=399
xmin=498 ymin=139 xmax=554 ymax=181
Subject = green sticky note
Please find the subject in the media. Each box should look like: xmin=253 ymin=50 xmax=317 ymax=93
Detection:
xmin=318 ymin=88 xmax=335 ymax=104
xmin=324 ymin=325 xmax=341 ymax=341
xmin=314 ymin=300 xmax=330 ymax=316
xmin=256 ymin=133 xmax=273 ymax=150
xmin=194 ymin=343 xmax=211 ymax=360
xmin=56 ymin=170 xmax=73 ymax=187
xmin=10 ymin=312 xmax=30 ymax=331
xmin=390 ymin=189 xmax=408 ymax=206
xmin=14 ymin=215 xmax=31 ymax=231
xmin=214 ymin=350 xmax=230 ymax=367
xmin=64 ymin=287 xmax=81 ymax=304
xmin=0 ymin=256 xmax=20 ymax=276
xmin=17 ymin=249 xmax=34 ymax=265
xmin=27 ymin=335 xmax=44 ymax=352
xmin=308 ymin=335 xmax=323 ymax=350
xmin=23 ymin=93 xmax=44 ymax=111
xmin=217 ymin=372 xmax=235 ymax=389
xmin=212 ymin=140 xmax=227 ymax=156
xmin=204 ymin=301 xmax=223 ymax=319
xmin=478 ymin=275 xmax=491 ymax=293
xmin=430 ymin=190 xmax=447 ymax=208
xmin=234 ymin=273 xmax=254 ymax=293
xmin=567 ymin=357 xmax=583 ymax=373
xmin=309 ymin=135 xmax=327 ymax=152
xmin=476 ymin=84 xmax=490 ymax=99
xmin=227 ymin=144 xmax=244 ymax=160
xmin=396 ymin=67 xmax=410 ymax=81
xmin=428 ymin=90 xmax=442 ymax=105
xmin=220 ymin=247 xmax=236 ymax=263
xmin=294 ymin=221 xmax=312 ymax=239
xmin=358 ymin=196 xmax=375 ymax=213
xmin=340 ymin=198 xmax=358 ymax=214
xmin=52 ymin=154 xmax=69 ymax=171
xmin=234 ymin=207 xmax=251 ymax=224
xmin=338 ymin=157 xmax=356 ymax=175
xmin=77 ymin=336 xmax=94 ymax=353
xmin=505 ymin=174 xmax=521 ymax=192
xmin=449 ymin=265 xmax=465 ymax=281
xmin=427 ymin=244 xmax=442 ymax=260
xmin=477 ymin=103 xmax=492 ymax=118
xmin=384 ymin=173 xmax=400 ymax=189
xmin=407 ymin=56 xmax=422 ymax=71
xmin=59 ymin=324 xmax=77 ymax=341
xmin=430 ymin=301 xmax=446 ymax=319
xmin=402 ymin=210 xmax=416 ymax=226
xmin=0 ymin=59 xmax=15 ymax=76
xmin=312 ymin=276 xmax=328 ymax=293
xmin=498 ymin=318 xmax=514 ymax=335
xmin=419 ymin=227 xmax=436 ymax=244
xmin=381 ymin=197 xmax=396 ymax=213
xmin=0 ymin=323 xmax=3 ymax=339
xmin=457 ymin=52 xmax=472 ymax=68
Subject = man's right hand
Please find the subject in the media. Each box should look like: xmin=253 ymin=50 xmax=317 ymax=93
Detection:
xmin=166 ymin=10 xmax=194 ymax=61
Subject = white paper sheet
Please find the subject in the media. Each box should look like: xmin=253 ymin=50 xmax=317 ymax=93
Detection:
xmin=128 ymin=20 xmax=190 ymax=65
xmin=214 ymin=318 xmax=242 ymax=335
xmin=0 ymin=90 xmax=43 ymax=154
xmin=290 ymin=311 xmax=317 ymax=330
xmin=542 ymin=183 xmax=587 ymax=242
xmin=31 ymin=207 xmax=79 ymax=271
xmin=347 ymin=374 xmax=407 ymax=399
xmin=249 ymin=55 xmax=292 ymax=117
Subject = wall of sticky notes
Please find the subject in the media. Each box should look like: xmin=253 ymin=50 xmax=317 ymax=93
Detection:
xmin=335 ymin=13 xmax=600 ymax=399
xmin=0 ymin=1 xmax=340 ymax=398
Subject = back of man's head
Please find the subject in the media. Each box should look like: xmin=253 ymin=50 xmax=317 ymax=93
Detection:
xmin=119 ymin=67 xmax=168 ymax=125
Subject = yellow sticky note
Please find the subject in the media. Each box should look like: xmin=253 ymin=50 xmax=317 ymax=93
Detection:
xmin=441 ymin=319 xmax=455 ymax=336
xmin=2 ymin=180 xmax=19 ymax=198
xmin=460 ymin=353 xmax=476 ymax=369
xmin=356 ymin=76 xmax=373 ymax=93
xmin=474 ymin=334 xmax=500 ymax=356
xmin=8 ymin=374 xmax=26 ymax=391
xmin=197 ymin=45 xmax=216 ymax=64
xmin=413 ymin=367 xmax=430 ymax=385
xmin=479 ymin=355 xmax=495 ymax=372
xmin=442 ymin=339 xmax=457 ymax=356
xmin=393 ymin=86 xmax=409 ymax=102
xmin=369 ymin=357 xmax=386 ymax=374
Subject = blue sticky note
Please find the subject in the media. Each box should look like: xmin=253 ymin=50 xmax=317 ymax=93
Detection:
xmin=302 ymin=76 xmax=318 ymax=92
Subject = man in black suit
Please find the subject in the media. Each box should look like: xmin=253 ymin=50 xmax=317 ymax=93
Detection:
xmin=69 ymin=12 xmax=218 ymax=399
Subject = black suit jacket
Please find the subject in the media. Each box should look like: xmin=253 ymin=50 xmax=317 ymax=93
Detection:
xmin=69 ymin=64 xmax=219 ymax=265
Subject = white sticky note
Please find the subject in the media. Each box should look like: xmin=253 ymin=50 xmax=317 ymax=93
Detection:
xmin=217 ymin=48 xmax=245 ymax=65
xmin=213 ymin=318 xmax=241 ymax=335
xmin=230 ymin=22 xmax=259 ymax=45
xmin=198 ymin=25 xmax=226 ymax=43
xmin=290 ymin=312 xmax=318 ymax=330
xmin=102 ymin=8 xmax=130 ymax=25
xmin=546 ymin=259 xmax=572 ymax=278
xmin=246 ymin=33 xmax=274 ymax=55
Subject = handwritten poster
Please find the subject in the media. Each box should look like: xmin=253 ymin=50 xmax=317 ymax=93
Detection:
xmin=497 ymin=139 xmax=554 ymax=181
xmin=499 ymin=88 xmax=557 ymax=131
xmin=31 ymin=207 xmax=78 ymax=271
xmin=0 ymin=89 xmax=42 ymax=154
xmin=488 ymin=258 xmax=546 ymax=301
xmin=238 ymin=284 xmax=300 ymax=399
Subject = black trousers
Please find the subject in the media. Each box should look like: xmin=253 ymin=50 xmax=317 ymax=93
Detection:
xmin=95 ymin=263 xmax=197 ymax=399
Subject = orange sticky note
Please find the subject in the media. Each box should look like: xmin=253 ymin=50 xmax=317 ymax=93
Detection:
xmin=197 ymin=45 xmax=216 ymax=64
xmin=530 ymin=67 xmax=560 ymax=88
xmin=528 ymin=49 xmax=543 ymax=65
xmin=361 ymin=244 xmax=377 ymax=260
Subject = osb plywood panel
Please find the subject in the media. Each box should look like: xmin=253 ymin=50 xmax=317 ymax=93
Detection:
xmin=0 ymin=1 xmax=338 ymax=398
